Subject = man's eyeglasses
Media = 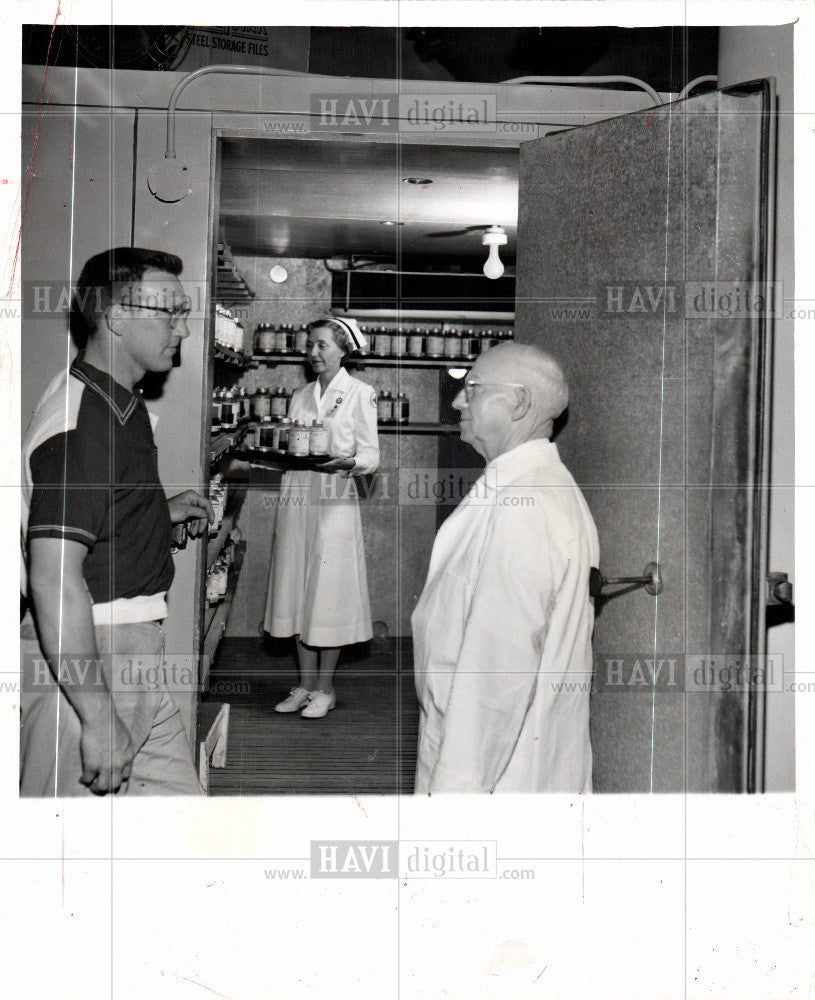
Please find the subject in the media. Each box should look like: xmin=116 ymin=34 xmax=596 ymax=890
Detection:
xmin=462 ymin=379 xmax=526 ymax=402
xmin=120 ymin=300 xmax=191 ymax=328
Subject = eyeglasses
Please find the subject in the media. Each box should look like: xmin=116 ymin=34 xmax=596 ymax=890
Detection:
xmin=462 ymin=379 xmax=526 ymax=402
xmin=120 ymin=300 xmax=191 ymax=327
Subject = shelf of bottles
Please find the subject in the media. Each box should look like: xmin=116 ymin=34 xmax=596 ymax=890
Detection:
xmin=210 ymin=384 xmax=253 ymax=461
xmin=252 ymin=319 xmax=514 ymax=366
xmin=230 ymin=383 xmax=423 ymax=438
xmin=213 ymin=304 xmax=252 ymax=367
xmin=205 ymin=475 xmax=242 ymax=613
xmin=203 ymin=541 xmax=246 ymax=664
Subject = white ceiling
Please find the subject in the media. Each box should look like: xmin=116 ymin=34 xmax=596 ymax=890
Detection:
xmin=218 ymin=137 xmax=519 ymax=263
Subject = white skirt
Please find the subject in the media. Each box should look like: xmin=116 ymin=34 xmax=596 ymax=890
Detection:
xmin=264 ymin=469 xmax=373 ymax=647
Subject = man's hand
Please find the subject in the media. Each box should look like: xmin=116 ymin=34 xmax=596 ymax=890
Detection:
xmin=79 ymin=706 xmax=135 ymax=795
xmin=168 ymin=489 xmax=215 ymax=538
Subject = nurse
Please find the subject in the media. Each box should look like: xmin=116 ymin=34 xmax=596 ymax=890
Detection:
xmin=264 ymin=317 xmax=379 ymax=718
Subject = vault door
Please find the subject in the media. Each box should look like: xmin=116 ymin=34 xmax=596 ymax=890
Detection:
xmin=515 ymin=82 xmax=775 ymax=792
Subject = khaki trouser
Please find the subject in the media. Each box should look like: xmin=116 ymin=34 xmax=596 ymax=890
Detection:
xmin=20 ymin=616 xmax=201 ymax=797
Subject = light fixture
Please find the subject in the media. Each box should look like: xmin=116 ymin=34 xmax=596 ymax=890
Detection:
xmin=447 ymin=367 xmax=468 ymax=380
xmin=382 ymin=220 xmax=406 ymax=226
xmin=269 ymin=265 xmax=288 ymax=284
xmin=403 ymin=177 xmax=433 ymax=185
xmin=482 ymin=226 xmax=507 ymax=280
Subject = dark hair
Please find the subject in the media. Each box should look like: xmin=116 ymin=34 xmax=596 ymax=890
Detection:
xmin=73 ymin=247 xmax=183 ymax=341
xmin=306 ymin=317 xmax=353 ymax=355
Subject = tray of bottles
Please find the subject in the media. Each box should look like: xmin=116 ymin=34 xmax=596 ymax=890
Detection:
xmin=233 ymin=446 xmax=341 ymax=472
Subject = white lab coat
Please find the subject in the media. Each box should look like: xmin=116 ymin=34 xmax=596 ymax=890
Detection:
xmin=412 ymin=438 xmax=600 ymax=793
xmin=264 ymin=367 xmax=379 ymax=647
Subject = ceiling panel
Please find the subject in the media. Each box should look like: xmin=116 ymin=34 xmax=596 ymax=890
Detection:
xmin=219 ymin=137 xmax=519 ymax=262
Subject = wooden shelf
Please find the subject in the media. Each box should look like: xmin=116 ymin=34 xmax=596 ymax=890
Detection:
xmin=251 ymin=354 xmax=474 ymax=369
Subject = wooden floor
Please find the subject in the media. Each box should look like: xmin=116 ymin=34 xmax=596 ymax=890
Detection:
xmin=201 ymin=637 xmax=419 ymax=795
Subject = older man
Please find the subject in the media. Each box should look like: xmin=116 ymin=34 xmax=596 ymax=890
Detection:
xmin=21 ymin=247 xmax=212 ymax=796
xmin=412 ymin=342 xmax=599 ymax=793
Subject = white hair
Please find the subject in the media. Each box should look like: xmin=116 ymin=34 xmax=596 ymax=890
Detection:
xmin=487 ymin=342 xmax=569 ymax=422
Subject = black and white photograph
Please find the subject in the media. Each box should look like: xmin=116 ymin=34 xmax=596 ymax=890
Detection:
xmin=3 ymin=4 xmax=813 ymax=998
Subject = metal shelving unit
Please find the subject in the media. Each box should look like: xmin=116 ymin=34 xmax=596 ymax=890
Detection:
xmin=203 ymin=541 xmax=246 ymax=671
xmin=214 ymin=343 xmax=252 ymax=367
xmin=210 ymin=421 xmax=249 ymax=462
xmin=216 ymin=234 xmax=254 ymax=303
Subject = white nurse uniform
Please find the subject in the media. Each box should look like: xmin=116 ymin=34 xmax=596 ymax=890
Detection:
xmin=264 ymin=367 xmax=379 ymax=647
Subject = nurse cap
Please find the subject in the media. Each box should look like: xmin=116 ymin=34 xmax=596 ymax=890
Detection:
xmin=327 ymin=315 xmax=367 ymax=352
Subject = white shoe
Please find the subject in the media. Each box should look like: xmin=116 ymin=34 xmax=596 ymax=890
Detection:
xmin=300 ymin=690 xmax=336 ymax=719
xmin=275 ymin=687 xmax=312 ymax=713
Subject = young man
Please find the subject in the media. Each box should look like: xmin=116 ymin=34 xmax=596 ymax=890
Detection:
xmin=412 ymin=342 xmax=600 ymax=793
xmin=21 ymin=247 xmax=213 ymax=796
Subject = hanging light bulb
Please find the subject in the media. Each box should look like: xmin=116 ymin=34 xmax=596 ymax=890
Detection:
xmin=482 ymin=225 xmax=507 ymax=280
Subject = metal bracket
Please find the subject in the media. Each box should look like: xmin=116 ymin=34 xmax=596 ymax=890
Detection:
xmin=766 ymin=571 xmax=793 ymax=606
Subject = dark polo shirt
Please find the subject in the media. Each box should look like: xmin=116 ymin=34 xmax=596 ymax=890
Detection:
xmin=25 ymin=355 xmax=174 ymax=604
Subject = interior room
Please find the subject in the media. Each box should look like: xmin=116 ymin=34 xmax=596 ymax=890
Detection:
xmin=19 ymin=24 xmax=795 ymax=796
xmin=204 ymin=136 xmax=519 ymax=792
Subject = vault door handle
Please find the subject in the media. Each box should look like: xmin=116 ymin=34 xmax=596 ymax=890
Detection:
xmin=766 ymin=571 xmax=793 ymax=606
xmin=590 ymin=562 xmax=663 ymax=599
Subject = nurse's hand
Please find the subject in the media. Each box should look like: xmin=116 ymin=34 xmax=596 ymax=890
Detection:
xmin=314 ymin=457 xmax=356 ymax=472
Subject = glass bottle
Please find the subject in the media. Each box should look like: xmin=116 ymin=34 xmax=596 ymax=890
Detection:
xmin=443 ymin=326 xmax=462 ymax=359
xmin=374 ymin=324 xmax=392 ymax=358
xmin=479 ymin=327 xmax=495 ymax=354
xmin=277 ymin=416 xmax=292 ymax=452
xmin=211 ymin=389 xmax=223 ymax=432
xmin=407 ymin=325 xmax=425 ymax=358
xmin=271 ymin=385 xmax=288 ymax=418
xmin=253 ymin=386 xmax=271 ymax=418
xmin=392 ymin=324 xmax=407 ymax=357
xmin=220 ymin=390 xmax=236 ymax=430
xmin=256 ymin=323 xmax=275 ymax=356
xmin=258 ymin=415 xmax=275 ymax=450
xmin=426 ymin=325 xmax=445 ymax=358
xmin=288 ymin=419 xmax=311 ymax=457
xmin=377 ymin=390 xmax=393 ymax=425
xmin=309 ymin=420 xmax=330 ymax=456
xmin=463 ymin=327 xmax=478 ymax=359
